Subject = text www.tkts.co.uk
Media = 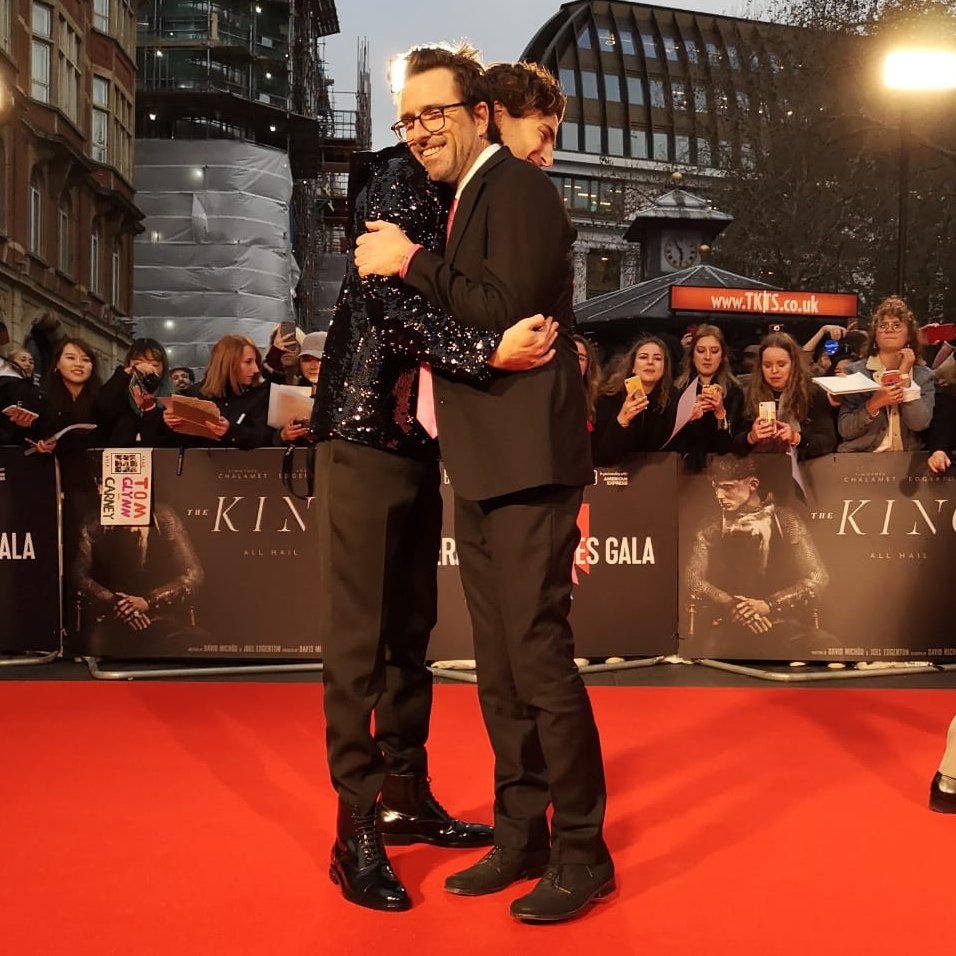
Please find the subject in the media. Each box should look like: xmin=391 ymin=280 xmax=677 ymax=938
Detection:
xmin=709 ymin=291 xmax=822 ymax=314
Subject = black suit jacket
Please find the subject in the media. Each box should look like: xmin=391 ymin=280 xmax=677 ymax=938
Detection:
xmin=404 ymin=148 xmax=593 ymax=501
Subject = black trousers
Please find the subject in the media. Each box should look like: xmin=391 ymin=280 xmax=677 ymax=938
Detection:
xmin=454 ymin=484 xmax=610 ymax=864
xmin=316 ymin=440 xmax=442 ymax=813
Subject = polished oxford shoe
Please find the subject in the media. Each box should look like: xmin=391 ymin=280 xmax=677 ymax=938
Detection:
xmin=377 ymin=772 xmax=494 ymax=848
xmin=509 ymin=862 xmax=616 ymax=923
xmin=329 ymin=801 xmax=410 ymax=912
xmin=444 ymin=846 xmax=549 ymax=896
xmin=929 ymin=771 xmax=956 ymax=813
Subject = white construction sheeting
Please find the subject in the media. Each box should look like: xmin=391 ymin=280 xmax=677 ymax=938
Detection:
xmin=133 ymin=140 xmax=298 ymax=372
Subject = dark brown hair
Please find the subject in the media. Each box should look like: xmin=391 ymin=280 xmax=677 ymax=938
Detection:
xmin=403 ymin=44 xmax=499 ymax=143
xmin=674 ymin=323 xmax=738 ymax=391
xmin=571 ymin=333 xmax=600 ymax=424
xmin=486 ymin=62 xmax=566 ymax=121
xmin=602 ymin=335 xmax=673 ymax=412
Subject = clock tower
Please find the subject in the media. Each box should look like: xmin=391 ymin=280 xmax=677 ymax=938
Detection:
xmin=623 ymin=174 xmax=733 ymax=281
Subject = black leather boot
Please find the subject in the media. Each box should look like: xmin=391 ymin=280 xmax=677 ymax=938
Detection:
xmin=377 ymin=772 xmax=494 ymax=848
xmin=329 ymin=800 xmax=410 ymax=911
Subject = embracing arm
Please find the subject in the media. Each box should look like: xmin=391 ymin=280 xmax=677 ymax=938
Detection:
xmin=404 ymin=165 xmax=573 ymax=333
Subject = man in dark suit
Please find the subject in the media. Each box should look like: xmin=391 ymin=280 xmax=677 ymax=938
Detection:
xmin=356 ymin=48 xmax=614 ymax=923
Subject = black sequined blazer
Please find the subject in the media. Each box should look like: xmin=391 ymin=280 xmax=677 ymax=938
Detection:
xmin=311 ymin=145 xmax=501 ymax=460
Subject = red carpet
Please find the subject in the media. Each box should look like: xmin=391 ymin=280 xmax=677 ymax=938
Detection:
xmin=0 ymin=683 xmax=952 ymax=955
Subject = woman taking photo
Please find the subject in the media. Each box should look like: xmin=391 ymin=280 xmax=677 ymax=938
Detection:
xmin=735 ymin=332 xmax=836 ymax=460
xmin=95 ymin=337 xmax=173 ymax=447
xmin=163 ymin=334 xmax=273 ymax=448
xmin=671 ymin=324 xmax=743 ymax=469
xmin=838 ymin=297 xmax=934 ymax=452
xmin=592 ymin=335 xmax=677 ymax=465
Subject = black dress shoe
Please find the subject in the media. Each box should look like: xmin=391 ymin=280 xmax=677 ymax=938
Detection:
xmin=930 ymin=771 xmax=956 ymax=813
xmin=510 ymin=862 xmax=616 ymax=923
xmin=377 ymin=772 xmax=494 ymax=848
xmin=329 ymin=801 xmax=410 ymax=912
xmin=444 ymin=846 xmax=550 ymax=896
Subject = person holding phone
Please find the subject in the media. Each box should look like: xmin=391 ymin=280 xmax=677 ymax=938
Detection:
xmin=671 ymin=324 xmax=744 ymax=470
xmin=837 ymin=296 xmax=934 ymax=453
xmin=592 ymin=335 xmax=677 ymax=464
xmin=734 ymin=332 xmax=836 ymax=461
xmin=0 ymin=349 xmax=41 ymax=445
xmin=94 ymin=338 xmax=174 ymax=447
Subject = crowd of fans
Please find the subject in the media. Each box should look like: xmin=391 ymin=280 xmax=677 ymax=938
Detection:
xmin=2 ymin=295 xmax=955 ymax=476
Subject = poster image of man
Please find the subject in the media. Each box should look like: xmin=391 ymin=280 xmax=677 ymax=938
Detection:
xmin=72 ymin=503 xmax=206 ymax=657
xmin=681 ymin=455 xmax=829 ymax=660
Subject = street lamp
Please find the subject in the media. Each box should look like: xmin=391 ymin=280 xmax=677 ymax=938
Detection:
xmin=882 ymin=47 xmax=956 ymax=297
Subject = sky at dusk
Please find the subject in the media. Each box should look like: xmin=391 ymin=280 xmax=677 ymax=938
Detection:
xmin=322 ymin=0 xmax=754 ymax=149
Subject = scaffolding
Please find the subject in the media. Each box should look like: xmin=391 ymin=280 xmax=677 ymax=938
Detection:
xmin=134 ymin=1 xmax=369 ymax=348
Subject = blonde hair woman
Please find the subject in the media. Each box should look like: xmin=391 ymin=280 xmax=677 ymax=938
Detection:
xmin=163 ymin=334 xmax=274 ymax=448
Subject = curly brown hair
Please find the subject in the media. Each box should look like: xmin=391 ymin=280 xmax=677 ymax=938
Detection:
xmin=865 ymin=295 xmax=921 ymax=356
xmin=486 ymin=62 xmax=566 ymax=121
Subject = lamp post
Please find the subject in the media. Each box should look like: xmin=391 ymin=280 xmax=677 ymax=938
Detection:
xmin=882 ymin=47 xmax=956 ymax=297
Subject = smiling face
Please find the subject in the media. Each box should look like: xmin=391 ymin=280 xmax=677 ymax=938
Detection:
xmin=237 ymin=346 xmax=260 ymax=388
xmin=693 ymin=335 xmax=723 ymax=381
xmin=9 ymin=349 xmax=34 ymax=379
xmin=170 ymin=368 xmax=192 ymax=392
xmin=632 ymin=342 xmax=666 ymax=387
xmin=57 ymin=343 xmax=93 ymax=388
xmin=494 ymin=106 xmax=559 ymax=167
xmin=400 ymin=67 xmax=488 ymax=186
xmin=761 ymin=346 xmax=792 ymax=392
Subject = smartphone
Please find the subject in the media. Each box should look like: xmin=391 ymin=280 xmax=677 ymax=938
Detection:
xmin=624 ymin=375 xmax=646 ymax=398
xmin=881 ymin=369 xmax=901 ymax=387
xmin=2 ymin=404 xmax=39 ymax=423
xmin=758 ymin=400 xmax=777 ymax=423
xmin=924 ymin=323 xmax=956 ymax=345
xmin=823 ymin=337 xmax=840 ymax=356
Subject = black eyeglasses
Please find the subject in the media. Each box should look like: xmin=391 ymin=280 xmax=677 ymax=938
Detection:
xmin=390 ymin=102 xmax=468 ymax=141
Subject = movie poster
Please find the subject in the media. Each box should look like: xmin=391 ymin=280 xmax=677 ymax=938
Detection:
xmin=800 ymin=452 xmax=956 ymax=661
xmin=432 ymin=455 xmax=680 ymax=660
xmin=69 ymin=447 xmax=321 ymax=659
xmin=0 ymin=451 xmax=61 ymax=653
xmin=678 ymin=452 xmax=956 ymax=662
xmin=677 ymin=454 xmax=824 ymax=661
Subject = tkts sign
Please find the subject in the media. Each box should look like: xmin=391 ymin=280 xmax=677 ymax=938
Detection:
xmin=670 ymin=286 xmax=859 ymax=318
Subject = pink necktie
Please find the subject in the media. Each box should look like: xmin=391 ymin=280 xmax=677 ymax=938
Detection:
xmin=415 ymin=199 xmax=459 ymax=439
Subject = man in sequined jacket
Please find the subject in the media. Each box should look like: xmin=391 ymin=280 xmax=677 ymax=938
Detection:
xmin=312 ymin=138 xmax=557 ymax=912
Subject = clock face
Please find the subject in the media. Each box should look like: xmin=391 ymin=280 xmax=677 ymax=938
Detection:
xmin=661 ymin=235 xmax=700 ymax=270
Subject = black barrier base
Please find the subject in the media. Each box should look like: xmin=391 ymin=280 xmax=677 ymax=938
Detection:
xmin=0 ymin=650 xmax=60 ymax=668
xmin=695 ymin=658 xmax=942 ymax=682
xmin=84 ymin=657 xmax=324 ymax=681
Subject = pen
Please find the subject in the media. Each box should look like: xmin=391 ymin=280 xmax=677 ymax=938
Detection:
xmin=236 ymin=413 xmax=246 ymax=425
